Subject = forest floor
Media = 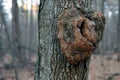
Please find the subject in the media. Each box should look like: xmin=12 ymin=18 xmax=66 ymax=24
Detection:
xmin=89 ymin=53 xmax=120 ymax=80
xmin=0 ymin=53 xmax=120 ymax=80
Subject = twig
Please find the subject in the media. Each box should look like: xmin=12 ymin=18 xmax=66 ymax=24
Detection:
xmin=107 ymin=73 xmax=120 ymax=80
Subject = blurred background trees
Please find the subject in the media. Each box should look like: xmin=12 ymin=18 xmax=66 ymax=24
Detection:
xmin=0 ymin=0 xmax=120 ymax=80
xmin=0 ymin=0 xmax=38 ymax=80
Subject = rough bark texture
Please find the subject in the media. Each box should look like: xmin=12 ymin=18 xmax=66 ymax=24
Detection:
xmin=34 ymin=0 xmax=105 ymax=80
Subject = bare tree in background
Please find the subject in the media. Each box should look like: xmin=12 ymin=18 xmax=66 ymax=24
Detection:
xmin=12 ymin=0 xmax=20 ymax=80
xmin=117 ymin=0 xmax=120 ymax=61
xmin=101 ymin=0 xmax=105 ymax=13
xmin=29 ymin=0 xmax=34 ymax=54
xmin=0 ymin=0 xmax=6 ymax=54
xmin=12 ymin=0 xmax=28 ymax=65
xmin=12 ymin=0 xmax=21 ymax=56
xmin=0 ymin=0 xmax=20 ymax=80
xmin=34 ymin=0 xmax=105 ymax=80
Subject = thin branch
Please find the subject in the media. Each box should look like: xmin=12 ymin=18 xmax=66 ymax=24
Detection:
xmin=107 ymin=73 xmax=120 ymax=80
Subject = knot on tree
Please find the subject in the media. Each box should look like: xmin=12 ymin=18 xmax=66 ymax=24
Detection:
xmin=57 ymin=8 xmax=105 ymax=65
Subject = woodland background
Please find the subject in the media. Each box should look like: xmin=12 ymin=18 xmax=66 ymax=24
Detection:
xmin=0 ymin=0 xmax=120 ymax=80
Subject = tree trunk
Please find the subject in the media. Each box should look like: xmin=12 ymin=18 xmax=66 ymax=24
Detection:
xmin=12 ymin=0 xmax=21 ymax=56
xmin=0 ymin=0 xmax=7 ymax=53
xmin=101 ymin=0 xmax=105 ymax=13
xmin=29 ymin=0 xmax=34 ymax=54
xmin=117 ymin=0 xmax=120 ymax=61
xmin=12 ymin=0 xmax=19 ymax=80
xmin=35 ymin=0 xmax=105 ymax=80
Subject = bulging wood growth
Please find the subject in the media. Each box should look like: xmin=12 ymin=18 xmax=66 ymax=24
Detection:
xmin=35 ymin=0 xmax=106 ymax=80
xmin=57 ymin=8 xmax=105 ymax=65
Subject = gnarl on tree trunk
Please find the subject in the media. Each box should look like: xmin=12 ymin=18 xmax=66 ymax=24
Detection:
xmin=57 ymin=8 xmax=105 ymax=65
xmin=35 ymin=0 xmax=105 ymax=80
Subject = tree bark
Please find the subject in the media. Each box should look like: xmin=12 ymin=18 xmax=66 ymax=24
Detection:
xmin=35 ymin=0 xmax=105 ymax=80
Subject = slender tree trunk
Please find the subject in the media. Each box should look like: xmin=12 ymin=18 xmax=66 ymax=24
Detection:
xmin=101 ymin=0 xmax=105 ymax=13
xmin=93 ymin=0 xmax=97 ymax=10
xmin=117 ymin=0 xmax=120 ymax=61
xmin=0 ymin=0 xmax=7 ymax=55
xmin=12 ymin=0 xmax=19 ymax=37
xmin=12 ymin=0 xmax=20 ymax=80
xmin=35 ymin=0 xmax=105 ymax=80
xmin=29 ymin=0 xmax=33 ymax=54
xmin=12 ymin=0 xmax=21 ymax=56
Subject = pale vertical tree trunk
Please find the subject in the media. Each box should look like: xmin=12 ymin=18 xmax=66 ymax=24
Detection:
xmin=29 ymin=0 xmax=33 ymax=54
xmin=101 ymin=0 xmax=105 ymax=13
xmin=117 ymin=0 xmax=120 ymax=61
xmin=34 ymin=0 xmax=104 ymax=80
xmin=93 ymin=0 xmax=97 ymax=10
